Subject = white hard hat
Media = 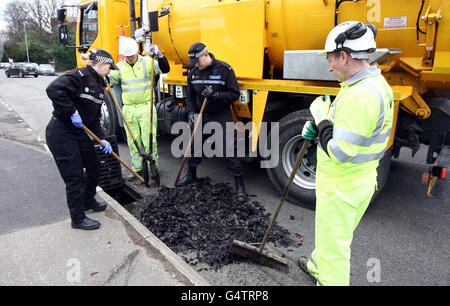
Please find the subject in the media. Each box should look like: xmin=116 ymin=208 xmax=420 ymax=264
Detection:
xmin=119 ymin=36 xmax=139 ymax=57
xmin=319 ymin=21 xmax=377 ymax=57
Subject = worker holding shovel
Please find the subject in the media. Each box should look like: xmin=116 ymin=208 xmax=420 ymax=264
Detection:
xmin=108 ymin=37 xmax=170 ymax=181
xmin=298 ymin=22 xmax=394 ymax=285
xmin=45 ymin=49 xmax=118 ymax=230
xmin=175 ymin=42 xmax=248 ymax=203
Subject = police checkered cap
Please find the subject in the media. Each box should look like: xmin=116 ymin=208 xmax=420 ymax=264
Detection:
xmin=188 ymin=42 xmax=208 ymax=67
xmin=89 ymin=48 xmax=119 ymax=70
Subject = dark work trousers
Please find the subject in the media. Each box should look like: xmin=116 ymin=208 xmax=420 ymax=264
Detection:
xmin=45 ymin=117 xmax=100 ymax=223
xmin=187 ymin=111 xmax=244 ymax=177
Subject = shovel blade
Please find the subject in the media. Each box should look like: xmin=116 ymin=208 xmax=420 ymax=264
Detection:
xmin=149 ymin=161 xmax=160 ymax=186
xmin=142 ymin=159 xmax=150 ymax=187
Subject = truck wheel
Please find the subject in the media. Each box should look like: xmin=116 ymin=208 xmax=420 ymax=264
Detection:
xmin=100 ymin=90 xmax=118 ymax=138
xmin=266 ymin=109 xmax=317 ymax=209
xmin=266 ymin=109 xmax=393 ymax=209
xmin=6 ymin=73 xmax=10 ymax=78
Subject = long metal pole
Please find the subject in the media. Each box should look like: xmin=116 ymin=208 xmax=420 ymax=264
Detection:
xmin=129 ymin=0 xmax=137 ymax=38
xmin=24 ymin=23 xmax=29 ymax=63
xmin=81 ymin=124 xmax=146 ymax=184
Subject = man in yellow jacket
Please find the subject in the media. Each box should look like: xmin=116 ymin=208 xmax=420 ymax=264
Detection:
xmin=299 ymin=21 xmax=394 ymax=285
xmin=109 ymin=37 xmax=170 ymax=179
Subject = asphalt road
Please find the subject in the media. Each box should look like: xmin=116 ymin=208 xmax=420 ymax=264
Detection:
xmin=0 ymin=70 xmax=448 ymax=286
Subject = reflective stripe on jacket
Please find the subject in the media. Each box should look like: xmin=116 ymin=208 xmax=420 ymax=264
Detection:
xmin=317 ymin=66 xmax=394 ymax=189
xmin=109 ymin=55 xmax=160 ymax=105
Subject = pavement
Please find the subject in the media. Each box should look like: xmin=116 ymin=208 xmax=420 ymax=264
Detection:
xmin=0 ymin=100 xmax=210 ymax=286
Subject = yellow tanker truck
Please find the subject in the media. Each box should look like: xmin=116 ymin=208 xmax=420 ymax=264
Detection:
xmin=56 ymin=0 xmax=449 ymax=206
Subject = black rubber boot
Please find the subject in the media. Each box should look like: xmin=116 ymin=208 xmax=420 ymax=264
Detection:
xmin=175 ymin=166 xmax=198 ymax=187
xmin=234 ymin=176 xmax=249 ymax=203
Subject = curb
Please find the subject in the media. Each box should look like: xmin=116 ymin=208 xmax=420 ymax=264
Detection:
xmin=1 ymin=132 xmax=210 ymax=285
xmin=97 ymin=188 xmax=211 ymax=286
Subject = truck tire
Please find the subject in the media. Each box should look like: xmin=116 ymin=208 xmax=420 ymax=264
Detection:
xmin=100 ymin=90 xmax=118 ymax=138
xmin=266 ymin=109 xmax=392 ymax=209
xmin=266 ymin=109 xmax=317 ymax=209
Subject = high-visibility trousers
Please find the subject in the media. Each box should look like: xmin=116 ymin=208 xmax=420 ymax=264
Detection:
xmin=307 ymin=179 xmax=376 ymax=286
xmin=123 ymin=102 xmax=158 ymax=172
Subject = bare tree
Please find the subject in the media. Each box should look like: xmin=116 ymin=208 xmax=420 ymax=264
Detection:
xmin=25 ymin=0 xmax=63 ymax=34
xmin=1 ymin=0 xmax=78 ymax=64
xmin=3 ymin=2 xmax=29 ymax=40
xmin=2 ymin=0 xmax=65 ymax=39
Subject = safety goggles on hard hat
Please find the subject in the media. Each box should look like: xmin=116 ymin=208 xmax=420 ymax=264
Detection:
xmin=318 ymin=21 xmax=377 ymax=56
xmin=334 ymin=22 xmax=367 ymax=46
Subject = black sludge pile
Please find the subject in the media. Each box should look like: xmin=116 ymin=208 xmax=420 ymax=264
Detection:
xmin=135 ymin=178 xmax=295 ymax=270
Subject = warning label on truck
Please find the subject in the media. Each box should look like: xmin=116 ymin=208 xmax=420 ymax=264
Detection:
xmin=384 ymin=16 xmax=407 ymax=29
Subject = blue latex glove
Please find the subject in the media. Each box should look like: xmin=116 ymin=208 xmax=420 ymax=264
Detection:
xmin=99 ymin=139 xmax=112 ymax=154
xmin=302 ymin=121 xmax=318 ymax=140
xmin=70 ymin=111 xmax=82 ymax=128
xmin=309 ymin=94 xmax=331 ymax=125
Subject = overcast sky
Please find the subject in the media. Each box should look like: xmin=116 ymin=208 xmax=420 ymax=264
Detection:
xmin=0 ymin=0 xmax=12 ymax=32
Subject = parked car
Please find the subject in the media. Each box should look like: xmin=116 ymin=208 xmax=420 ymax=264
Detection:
xmin=38 ymin=64 xmax=56 ymax=76
xmin=6 ymin=62 xmax=39 ymax=78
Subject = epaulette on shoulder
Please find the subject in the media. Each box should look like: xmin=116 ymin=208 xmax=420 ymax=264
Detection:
xmin=217 ymin=60 xmax=232 ymax=70
xmin=76 ymin=67 xmax=89 ymax=77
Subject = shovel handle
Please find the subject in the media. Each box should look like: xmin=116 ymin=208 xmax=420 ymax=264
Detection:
xmin=105 ymin=83 xmax=138 ymax=142
xmin=174 ymin=97 xmax=208 ymax=186
xmin=81 ymin=125 xmax=146 ymax=185
xmin=258 ymin=139 xmax=311 ymax=253
xmin=106 ymin=82 xmax=148 ymax=157
xmin=150 ymin=57 xmax=155 ymax=138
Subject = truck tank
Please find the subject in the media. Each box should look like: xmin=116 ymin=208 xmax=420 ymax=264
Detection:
xmin=149 ymin=0 xmax=449 ymax=80
xmin=145 ymin=0 xmax=449 ymax=206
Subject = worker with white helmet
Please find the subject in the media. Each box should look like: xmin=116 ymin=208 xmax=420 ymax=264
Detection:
xmin=298 ymin=21 xmax=394 ymax=285
xmin=109 ymin=37 xmax=170 ymax=179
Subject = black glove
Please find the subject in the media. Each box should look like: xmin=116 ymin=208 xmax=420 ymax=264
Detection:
xmin=200 ymin=86 xmax=219 ymax=99
xmin=188 ymin=112 xmax=196 ymax=129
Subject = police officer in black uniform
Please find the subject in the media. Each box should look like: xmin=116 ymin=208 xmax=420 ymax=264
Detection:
xmin=45 ymin=49 xmax=118 ymax=230
xmin=175 ymin=42 xmax=248 ymax=203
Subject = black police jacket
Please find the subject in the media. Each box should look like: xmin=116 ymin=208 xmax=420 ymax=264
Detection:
xmin=186 ymin=53 xmax=240 ymax=114
xmin=46 ymin=65 xmax=106 ymax=138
